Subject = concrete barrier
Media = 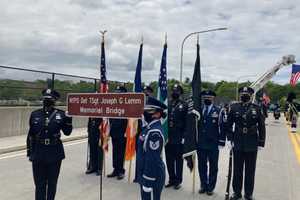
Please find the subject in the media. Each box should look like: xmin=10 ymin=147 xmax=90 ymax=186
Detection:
xmin=0 ymin=106 xmax=88 ymax=138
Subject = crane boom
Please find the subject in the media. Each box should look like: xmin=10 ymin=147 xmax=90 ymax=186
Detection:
xmin=250 ymin=55 xmax=296 ymax=96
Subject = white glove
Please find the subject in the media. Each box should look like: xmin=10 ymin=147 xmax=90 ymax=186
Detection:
xmin=258 ymin=146 xmax=263 ymax=151
xmin=227 ymin=141 xmax=234 ymax=149
xmin=218 ymin=145 xmax=225 ymax=150
xmin=181 ymin=138 xmax=185 ymax=144
xmin=142 ymin=186 xmax=153 ymax=193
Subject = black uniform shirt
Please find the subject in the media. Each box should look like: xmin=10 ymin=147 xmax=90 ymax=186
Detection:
xmin=227 ymin=103 xmax=266 ymax=152
xmin=168 ymin=99 xmax=188 ymax=144
xmin=26 ymin=108 xmax=73 ymax=163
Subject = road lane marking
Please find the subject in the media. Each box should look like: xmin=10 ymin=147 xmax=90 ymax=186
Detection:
xmin=0 ymin=139 xmax=87 ymax=160
xmin=286 ymin=123 xmax=300 ymax=166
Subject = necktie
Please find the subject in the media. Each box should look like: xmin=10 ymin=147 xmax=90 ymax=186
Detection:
xmin=204 ymin=106 xmax=208 ymax=117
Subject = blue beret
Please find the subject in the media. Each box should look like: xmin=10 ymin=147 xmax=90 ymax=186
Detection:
xmin=201 ymin=90 xmax=216 ymax=97
xmin=42 ymin=88 xmax=60 ymax=100
xmin=144 ymin=96 xmax=167 ymax=111
xmin=238 ymin=86 xmax=254 ymax=94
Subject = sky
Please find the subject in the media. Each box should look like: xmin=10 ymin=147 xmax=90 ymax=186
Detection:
xmin=0 ymin=0 xmax=299 ymax=85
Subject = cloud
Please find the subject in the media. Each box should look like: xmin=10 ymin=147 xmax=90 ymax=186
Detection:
xmin=0 ymin=0 xmax=299 ymax=85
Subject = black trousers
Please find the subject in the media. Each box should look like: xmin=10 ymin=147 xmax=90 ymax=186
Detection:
xmin=88 ymin=138 xmax=103 ymax=172
xmin=112 ymin=137 xmax=126 ymax=174
xmin=232 ymin=150 xmax=257 ymax=197
xmin=140 ymin=170 xmax=165 ymax=200
xmin=32 ymin=161 xmax=62 ymax=200
xmin=165 ymin=143 xmax=183 ymax=185
xmin=197 ymin=149 xmax=219 ymax=192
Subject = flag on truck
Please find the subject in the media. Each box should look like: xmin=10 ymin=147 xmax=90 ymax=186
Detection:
xmin=290 ymin=64 xmax=300 ymax=87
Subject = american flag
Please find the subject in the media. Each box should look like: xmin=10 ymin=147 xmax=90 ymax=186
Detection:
xmin=290 ymin=64 xmax=300 ymax=87
xmin=99 ymin=39 xmax=110 ymax=152
xmin=157 ymin=42 xmax=168 ymax=141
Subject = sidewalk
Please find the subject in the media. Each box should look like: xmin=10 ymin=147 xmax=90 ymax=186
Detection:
xmin=0 ymin=128 xmax=87 ymax=154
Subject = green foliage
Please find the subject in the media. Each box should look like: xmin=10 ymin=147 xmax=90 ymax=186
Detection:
xmin=1 ymin=77 xmax=300 ymax=105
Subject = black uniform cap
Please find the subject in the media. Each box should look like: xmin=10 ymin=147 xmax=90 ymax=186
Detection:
xmin=42 ymin=88 xmax=60 ymax=100
xmin=144 ymin=96 xmax=167 ymax=111
xmin=172 ymin=84 xmax=183 ymax=94
xmin=115 ymin=85 xmax=127 ymax=93
xmin=201 ymin=90 xmax=216 ymax=97
xmin=238 ymin=86 xmax=254 ymax=95
xmin=143 ymin=85 xmax=154 ymax=93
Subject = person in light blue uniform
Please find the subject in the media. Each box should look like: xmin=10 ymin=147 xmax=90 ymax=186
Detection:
xmin=197 ymin=90 xmax=226 ymax=196
xmin=137 ymin=96 xmax=167 ymax=200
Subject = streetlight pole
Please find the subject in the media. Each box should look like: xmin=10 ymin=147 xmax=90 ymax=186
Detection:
xmin=236 ymin=75 xmax=256 ymax=101
xmin=180 ymin=27 xmax=228 ymax=82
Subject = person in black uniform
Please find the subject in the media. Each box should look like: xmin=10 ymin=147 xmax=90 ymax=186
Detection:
xmin=227 ymin=87 xmax=266 ymax=200
xmin=143 ymin=85 xmax=154 ymax=97
xmin=85 ymin=117 xmax=103 ymax=176
xmin=107 ymin=85 xmax=128 ymax=180
xmin=197 ymin=90 xmax=225 ymax=196
xmin=139 ymin=96 xmax=167 ymax=200
xmin=26 ymin=88 xmax=72 ymax=200
xmin=165 ymin=84 xmax=188 ymax=190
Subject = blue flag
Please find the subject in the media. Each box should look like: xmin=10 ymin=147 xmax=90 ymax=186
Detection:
xmin=134 ymin=44 xmax=143 ymax=92
xmin=157 ymin=43 xmax=168 ymax=141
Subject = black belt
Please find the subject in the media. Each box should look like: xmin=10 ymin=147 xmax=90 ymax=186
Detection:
xmin=37 ymin=138 xmax=60 ymax=145
xmin=237 ymin=126 xmax=256 ymax=134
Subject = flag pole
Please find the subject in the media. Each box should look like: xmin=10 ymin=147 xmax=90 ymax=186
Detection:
xmin=128 ymin=157 xmax=132 ymax=183
xmin=192 ymin=154 xmax=196 ymax=194
xmin=191 ymin=34 xmax=200 ymax=194
xmin=98 ymin=30 xmax=107 ymax=200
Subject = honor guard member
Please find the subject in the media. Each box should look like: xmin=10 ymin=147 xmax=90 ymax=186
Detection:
xmin=85 ymin=117 xmax=103 ymax=176
xmin=197 ymin=90 xmax=225 ymax=196
xmin=139 ymin=97 xmax=167 ymax=200
xmin=227 ymin=87 xmax=266 ymax=200
xmin=165 ymin=84 xmax=188 ymax=189
xmin=26 ymin=89 xmax=72 ymax=200
xmin=143 ymin=85 xmax=154 ymax=97
xmin=133 ymin=85 xmax=154 ymax=183
xmin=107 ymin=85 xmax=128 ymax=180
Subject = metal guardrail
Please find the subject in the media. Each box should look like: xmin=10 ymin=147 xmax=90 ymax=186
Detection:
xmin=0 ymin=65 xmax=100 ymax=91
xmin=0 ymin=65 xmax=130 ymax=106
